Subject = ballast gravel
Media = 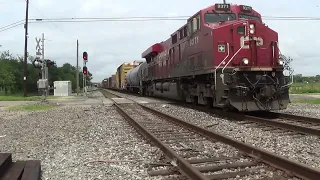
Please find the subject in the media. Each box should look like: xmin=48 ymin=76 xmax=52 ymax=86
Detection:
xmin=145 ymin=103 xmax=320 ymax=170
xmin=278 ymin=103 xmax=320 ymax=118
xmin=0 ymin=102 xmax=173 ymax=180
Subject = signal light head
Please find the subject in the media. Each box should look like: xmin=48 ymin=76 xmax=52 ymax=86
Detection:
xmin=83 ymin=66 xmax=88 ymax=75
xmin=83 ymin=51 xmax=88 ymax=61
xmin=32 ymin=58 xmax=43 ymax=69
xmin=46 ymin=60 xmax=55 ymax=67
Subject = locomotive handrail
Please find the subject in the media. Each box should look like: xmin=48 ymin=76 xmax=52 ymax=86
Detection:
xmin=275 ymin=41 xmax=294 ymax=89
xmin=214 ymin=43 xmax=230 ymax=89
xmin=221 ymin=44 xmax=245 ymax=85
xmin=281 ymin=73 xmax=294 ymax=89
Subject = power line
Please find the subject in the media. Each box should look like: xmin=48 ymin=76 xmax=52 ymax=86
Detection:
xmin=31 ymin=15 xmax=320 ymax=21
xmin=0 ymin=20 xmax=24 ymax=30
xmin=28 ymin=1 xmax=78 ymax=40
xmin=31 ymin=18 xmax=188 ymax=23
xmin=2 ymin=15 xmax=320 ymax=33
xmin=0 ymin=23 xmax=24 ymax=32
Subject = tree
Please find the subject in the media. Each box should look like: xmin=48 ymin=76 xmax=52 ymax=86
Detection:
xmin=0 ymin=50 xmax=93 ymax=95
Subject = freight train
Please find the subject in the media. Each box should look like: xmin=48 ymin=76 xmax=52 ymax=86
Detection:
xmin=103 ymin=3 xmax=293 ymax=112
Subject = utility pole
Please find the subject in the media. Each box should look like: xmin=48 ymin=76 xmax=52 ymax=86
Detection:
xmin=76 ymin=40 xmax=79 ymax=96
xmin=223 ymin=0 xmax=226 ymax=3
xmin=23 ymin=0 xmax=29 ymax=97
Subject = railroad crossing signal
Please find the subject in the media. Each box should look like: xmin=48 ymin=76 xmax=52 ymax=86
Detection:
xmin=46 ymin=60 xmax=55 ymax=67
xmin=83 ymin=66 xmax=88 ymax=75
xmin=83 ymin=51 xmax=88 ymax=61
xmin=32 ymin=57 xmax=42 ymax=69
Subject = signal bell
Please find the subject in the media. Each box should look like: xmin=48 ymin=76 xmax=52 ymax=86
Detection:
xmin=83 ymin=51 xmax=88 ymax=61
xmin=83 ymin=66 xmax=88 ymax=75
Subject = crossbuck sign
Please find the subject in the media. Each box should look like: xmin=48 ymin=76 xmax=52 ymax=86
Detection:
xmin=35 ymin=37 xmax=42 ymax=56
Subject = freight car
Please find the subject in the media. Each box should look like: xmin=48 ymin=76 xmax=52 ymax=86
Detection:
xmin=116 ymin=61 xmax=143 ymax=90
xmin=125 ymin=2 xmax=292 ymax=112
xmin=102 ymin=78 xmax=109 ymax=89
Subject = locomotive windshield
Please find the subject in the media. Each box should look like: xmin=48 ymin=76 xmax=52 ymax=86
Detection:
xmin=204 ymin=13 xmax=236 ymax=23
xmin=238 ymin=14 xmax=261 ymax=22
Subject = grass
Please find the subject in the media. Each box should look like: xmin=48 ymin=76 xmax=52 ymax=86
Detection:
xmin=7 ymin=104 xmax=57 ymax=111
xmin=291 ymin=98 xmax=320 ymax=104
xmin=0 ymin=95 xmax=57 ymax=101
xmin=289 ymin=83 xmax=320 ymax=94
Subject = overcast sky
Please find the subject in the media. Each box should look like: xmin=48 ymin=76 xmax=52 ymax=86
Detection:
xmin=1 ymin=0 xmax=319 ymax=82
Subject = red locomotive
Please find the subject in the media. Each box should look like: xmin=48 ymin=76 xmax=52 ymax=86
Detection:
xmin=126 ymin=3 xmax=291 ymax=111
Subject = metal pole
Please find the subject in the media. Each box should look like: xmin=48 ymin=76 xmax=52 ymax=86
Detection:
xmin=41 ymin=33 xmax=46 ymax=101
xmin=84 ymin=61 xmax=87 ymax=96
xmin=223 ymin=0 xmax=226 ymax=3
xmin=23 ymin=0 xmax=29 ymax=97
xmin=83 ymin=60 xmax=85 ymax=95
xmin=76 ymin=40 xmax=79 ymax=96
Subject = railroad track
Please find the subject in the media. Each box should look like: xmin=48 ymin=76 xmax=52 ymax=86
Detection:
xmin=103 ymin=88 xmax=320 ymax=137
xmin=246 ymin=111 xmax=320 ymax=136
xmin=101 ymin=89 xmax=320 ymax=180
xmin=185 ymin=106 xmax=320 ymax=137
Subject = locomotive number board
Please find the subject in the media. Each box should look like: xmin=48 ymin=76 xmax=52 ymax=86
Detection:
xmin=215 ymin=4 xmax=231 ymax=11
xmin=240 ymin=5 xmax=252 ymax=12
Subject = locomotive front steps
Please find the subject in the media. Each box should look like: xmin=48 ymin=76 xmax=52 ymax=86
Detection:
xmin=0 ymin=153 xmax=41 ymax=180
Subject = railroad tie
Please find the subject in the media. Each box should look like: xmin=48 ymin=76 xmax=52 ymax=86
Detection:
xmin=0 ymin=153 xmax=41 ymax=180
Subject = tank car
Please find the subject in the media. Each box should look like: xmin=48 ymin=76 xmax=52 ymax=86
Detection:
xmin=125 ymin=62 xmax=148 ymax=93
xmin=129 ymin=3 xmax=292 ymax=112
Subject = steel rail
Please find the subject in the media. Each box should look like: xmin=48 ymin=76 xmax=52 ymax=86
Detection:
xmin=186 ymin=105 xmax=320 ymax=136
xmin=139 ymin=104 xmax=320 ymax=180
xmin=244 ymin=114 xmax=320 ymax=136
xmin=266 ymin=112 xmax=320 ymax=124
xmin=112 ymin=103 xmax=209 ymax=180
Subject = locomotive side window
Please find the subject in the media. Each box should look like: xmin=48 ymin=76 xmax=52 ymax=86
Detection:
xmin=172 ymin=34 xmax=177 ymax=44
xmin=237 ymin=26 xmax=245 ymax=34
xmin=238 ymin=14 xmax=261 ymax=22
xmin=204 ymin=13 xmax=236 ymax=23
xmin=189 ymin=14 xmax=200 ymax=34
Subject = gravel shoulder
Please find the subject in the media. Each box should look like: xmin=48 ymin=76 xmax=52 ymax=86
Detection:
xmin=144 ymin=103 xmax=320 ymax=170
xmin=278 ymin=103 xmax=320 ymax=118
xmin=0 ymin=101 xmax=169 ymax=179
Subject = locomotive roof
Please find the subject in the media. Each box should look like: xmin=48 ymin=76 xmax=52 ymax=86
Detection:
xmin=141 ymin=3 xmax=261 ymax=59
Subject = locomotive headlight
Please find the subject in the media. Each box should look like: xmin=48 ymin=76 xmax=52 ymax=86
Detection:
xmin=278 ymin=60 xmax=284 ymax=65
xmin=242 ymin=58 xmax=249 ymax=65
xmin=249 ymin=24 xmax=255 ymax=34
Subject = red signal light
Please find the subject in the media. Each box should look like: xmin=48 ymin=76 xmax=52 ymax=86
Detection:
xmin=83 ymin=52 xmax=88 ymax=61
xmin=83 ymin=66 xmax=88 ymax=75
